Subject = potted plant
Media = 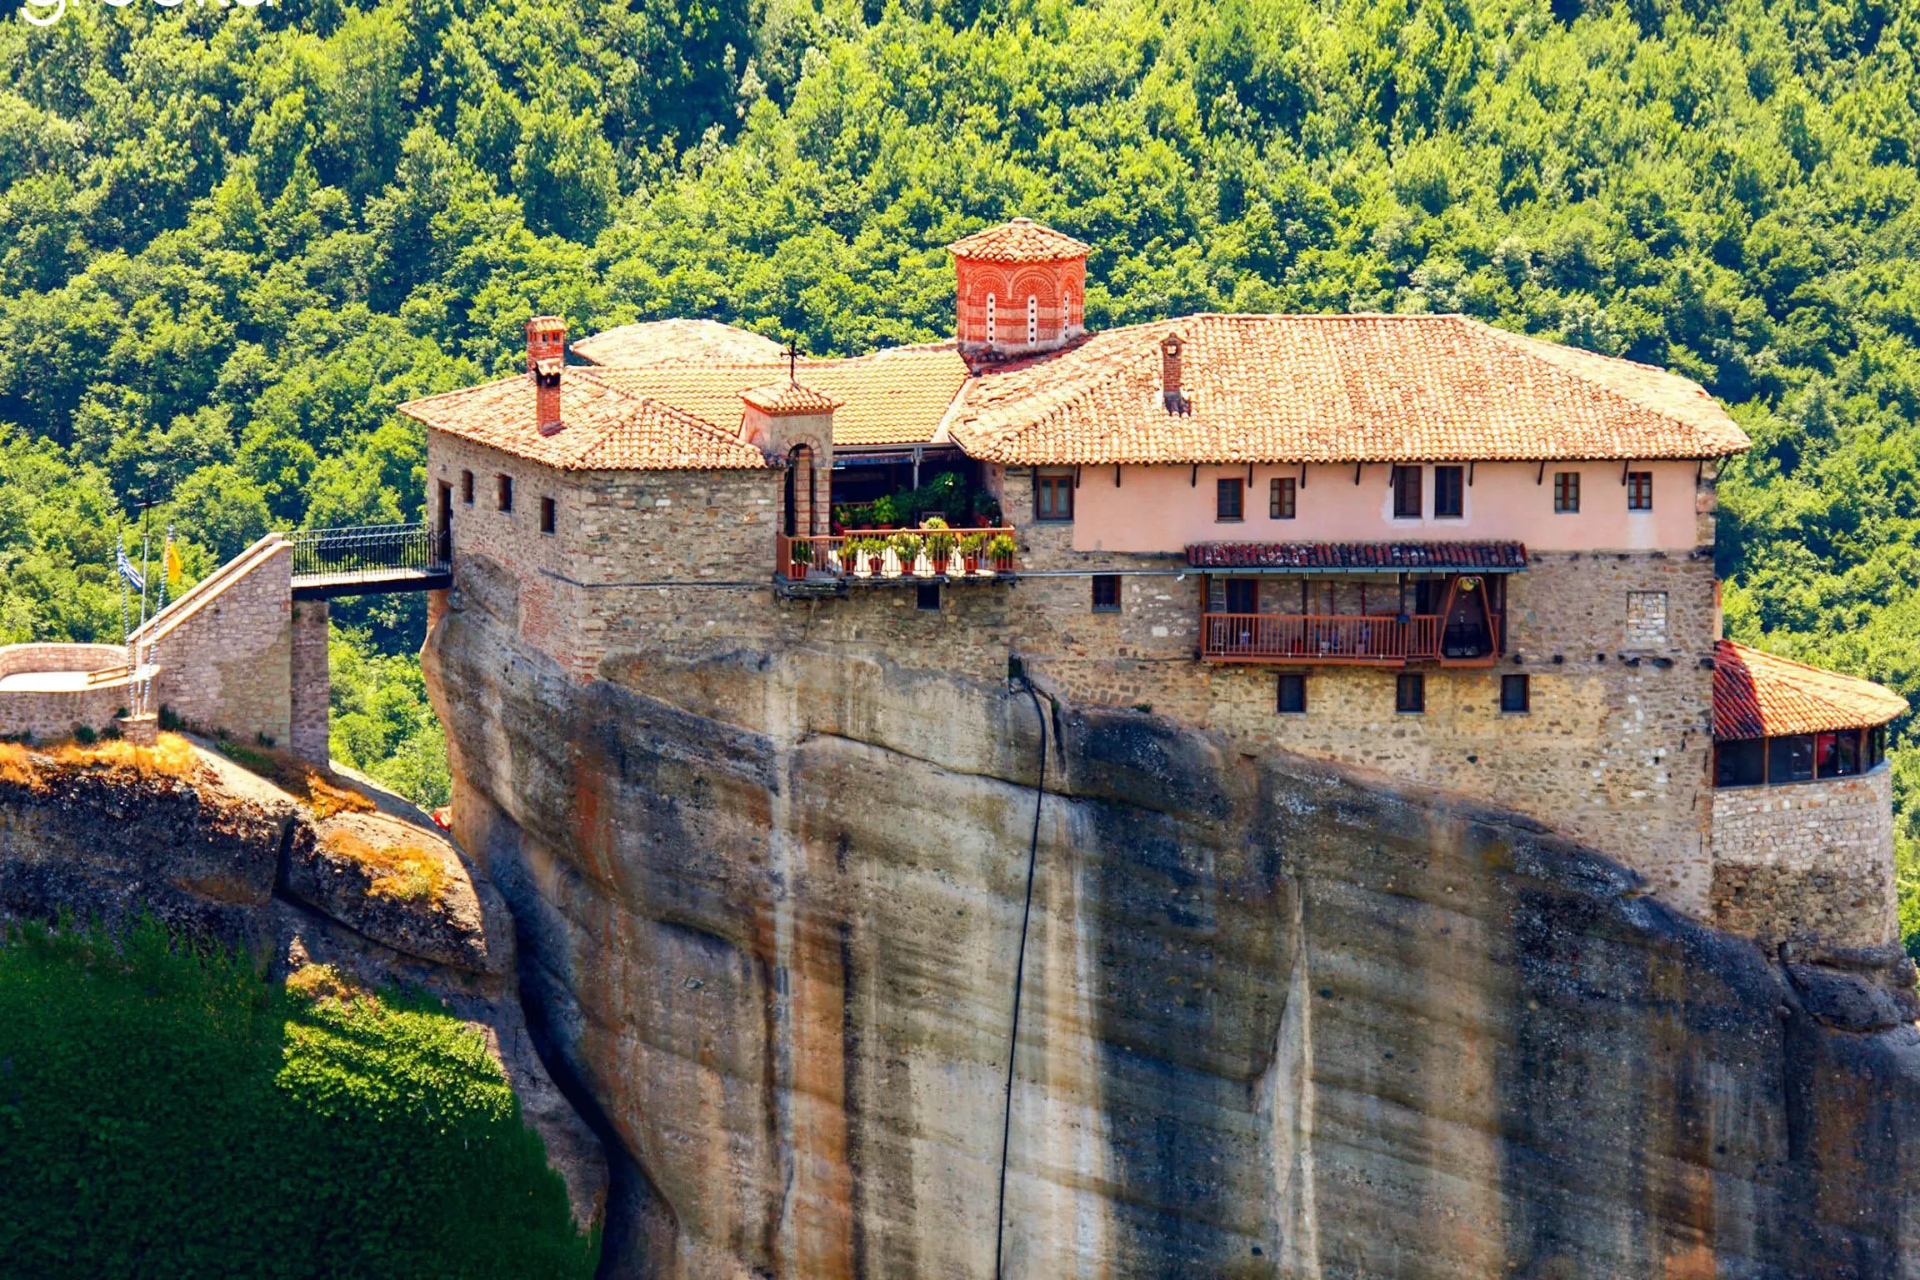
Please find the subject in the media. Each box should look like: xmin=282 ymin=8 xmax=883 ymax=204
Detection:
xmin=971 ymin=491 xmax=1002 ymax=527
xmin=987 ymin=532 xmax=1017 ymax=573
xmin=871 ymin=494 xmax=901 ymax=530
xmin=925 ymin=526 xmax=957 ymax=576
xmin=789 ymin=539 xmax=814 ymax=576
xmin=889 ymin=532 xmax=925 ymax=576
xmin=959 ymin=531 xmax=987 ymax=575
xmin=846 ymin=537 xmax=875 ymax=576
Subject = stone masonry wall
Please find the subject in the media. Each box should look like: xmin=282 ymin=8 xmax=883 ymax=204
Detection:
xmin=139 ymin=537 xmax=294 ymax=747
xmin=290 ymin=599 xmax=330 ymax=766
xmin=0 ymin=643 xmax=136 ymax=741
xmin=424 ymin=440 xmax=1759 ymax=928
xmin=1711 ymin=767 xmax=1897 ymax=951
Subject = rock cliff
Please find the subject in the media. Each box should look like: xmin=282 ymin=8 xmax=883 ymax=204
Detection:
xmin=427 ymin=574 xmax=1920 ymax=1280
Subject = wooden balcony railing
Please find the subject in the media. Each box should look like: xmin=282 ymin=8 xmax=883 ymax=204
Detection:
xmin=776 ymin=527 xmax=1018 ymax=582
xmin=1201 ymin=613 xmax=1503 ymax=665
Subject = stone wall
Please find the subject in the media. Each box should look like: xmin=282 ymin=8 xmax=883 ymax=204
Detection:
xmin=0 ymin=643 xmax=131 ymax=741
xmin=290 ymin=600 xmax=330 ymax=766
xmin=137 ymin=535 xmax=294 ymax=747
xmin=1711 ymin=767 xmax=1897 ymax=950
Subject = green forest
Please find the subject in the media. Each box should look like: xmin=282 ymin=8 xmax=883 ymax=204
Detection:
xmin=3 ymin=0 xmax=1919 ymax=930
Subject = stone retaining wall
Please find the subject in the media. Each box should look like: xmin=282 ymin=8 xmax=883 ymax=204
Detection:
xmin=1711 ymin=767 xmax=1897 ymax=950
xmin=0 ymin=643 xmax=132 ymax=740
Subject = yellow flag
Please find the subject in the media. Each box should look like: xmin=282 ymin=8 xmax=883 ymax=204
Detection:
xmin=164 ymin=540 xmax=183 ymax=585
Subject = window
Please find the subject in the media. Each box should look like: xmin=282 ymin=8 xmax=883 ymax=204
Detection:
xmin=1434 ymin=465 xmax=1464 ymax=518
xmin=1817 ymin=731 xmax=1861 ymax=778
xmin=1395 ymin=673 xmax=1425 ymax=713
xmin=540 ymin=496 xmax=556 ymax=534
xmin=1500 ymin=674 xmax=1530 ymax=713
xmin=1554 ymin=472 xmax=1580 ymax=513
xmin=1091 ymin=574 xmax=1120 ymax=612
xmin=1715 ymin=739 xmax=1766 ymax=788
xmin=461 ymin=470 xmax=474 ymax=505
xmin=1027 ymin=295 xmax=1038 ymax=345
xmin=1217 ymin=478 xmax=1244 ymax=521
xmin=1628 ymin=471 xmax=1653 ymax=511
xmin=1392 ymin=466 xmax=1422 ymax=519
xmin=1768 ymin=734 xmax=1815 ymax=783
xmin=1271 ymin=476 xmax=1297 ymax=519
xmin=1277 ymin=674 xmax=1307 ymax=714
xmin=917 ymin=582 xmax=941 ymax=612
xmin=496 ymin=474 xmax=513 ymax=513
xmin=1869 ymin=725 xmax=1888 ymax=770
xmin=1224 ymin=578 xmax=1258 ymax=614
xmin=1034 ymin=470 xmax=1074 ymax=521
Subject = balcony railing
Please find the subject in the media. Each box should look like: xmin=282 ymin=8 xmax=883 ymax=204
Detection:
xmin=1201 ymin=613 xmax=1503 ymax=665
xmin=289 ymin=523 xmax=449 ymax=580
xmin=776 ymin=527 xmax=1018 ymax=582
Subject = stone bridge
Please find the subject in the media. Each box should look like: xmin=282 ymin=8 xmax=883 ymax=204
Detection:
xmin=0 ymin=526 xmax=448 ymax=763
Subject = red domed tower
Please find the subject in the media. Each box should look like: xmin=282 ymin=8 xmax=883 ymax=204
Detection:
xmin=948 ymin=217 xmax=1090 ymax=357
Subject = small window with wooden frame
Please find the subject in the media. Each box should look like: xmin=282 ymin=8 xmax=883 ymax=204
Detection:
xmin=1091 ymin=574 xmax=1120 ymax=612
xmin=1034 ymin=469 xmax=1074 ymax=521
xmin=1392 ymin=466 xmax=1422 ymax=519
xmin=1627 ymin=471 xmax=1653 ymax=511
xmin=496 ymin=474 xmax=513 ymax=514
xmin=1216 ymin=478 xmax=1244 ymax=522
xmin=1554 ymin=471 xmax=1580 ymax=513
xmin=1395 ymin=672 xmax=1425 ymax=714
xmin=1270 ymin=476 xmax=1296 ymax=519
xmin=1276 ymin=673 xmax=1307 ymax=715
xmin=461 ymin=470 xmax=474 ymax=505
xmin=540 ymin=496 xmax=556 ymax=535
xmin=1434 ymin=465 xmax=1464 ymax=518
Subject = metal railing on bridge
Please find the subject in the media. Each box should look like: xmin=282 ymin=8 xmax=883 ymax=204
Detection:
xmin=287 ymin=523 xmax=450 ymax=592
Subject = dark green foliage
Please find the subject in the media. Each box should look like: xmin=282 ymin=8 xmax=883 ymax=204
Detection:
xmin=4 ymin=0 xmax=1920 ymax=941
xmin=0 ymin=918 xmax=596 ymax=1279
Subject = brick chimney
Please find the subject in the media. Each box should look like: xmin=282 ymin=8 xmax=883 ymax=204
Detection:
xmin=527 ymin=315 xmax=566 ymax=435
xmin=1162 ymin=333 xmax=1188 ymax=413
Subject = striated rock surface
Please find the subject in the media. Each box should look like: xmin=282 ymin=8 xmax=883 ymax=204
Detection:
xmin=428 ymin=580 xmax=1920 ymax=1280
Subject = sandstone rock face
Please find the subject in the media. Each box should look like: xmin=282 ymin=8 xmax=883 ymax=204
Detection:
xmin=427 ymin=585 xmax=1920 ymax=1280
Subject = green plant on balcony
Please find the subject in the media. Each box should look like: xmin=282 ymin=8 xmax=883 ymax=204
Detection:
xmin=922 ymin=515 xmax=949 ymax=530
xmin=958 ymin=531 xmax=987 ymax=574
xmin=889 ymin=532 xmax=925 ymax=575
xmin=789 ymin=539 xmax=814 ymax=568
xmin=869 ymin=495 xmax=902 ymax=528
xmin=987 ymin=533 xmax=1017 ymax=570
xmin=925 ymin=527 xmax=956 ymax=570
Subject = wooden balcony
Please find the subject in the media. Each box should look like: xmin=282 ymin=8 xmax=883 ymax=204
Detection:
xmin=775 ymin=526 xmax=1018 ymax=586
xmin=1200 ymin=612 xmax=1504 ymax=666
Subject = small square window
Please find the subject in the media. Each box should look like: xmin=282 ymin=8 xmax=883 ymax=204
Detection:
xmin=1553 ymin=472 xmax=1580 ymax=513
xmin=1271 ymin=476 xmax=1296 ymax=520
xmin=1277 ymin=673 xmax=1307 ymax=714
xmin=497 ymin=474 xmax=513 ymax=513
xmin=1627 ymin=471 xmax=1653 ymax=511
xmin=1434 ymin=465 xmax=1464 ymax=518
xmin=1500 ymin=674 xmax=1530 ymax=713
xmin=1091 ymin=574 xmax=1120 ymax=612
xmin=1217 ymin=478 xmax=1244 ymax=521
xmin=1393 ymin=466 xmax=1422 ymax=519
xmin=540 ymin=496 xmax=556 ymax=534
xmin=917 ymin=582 xmax=941 ymax=611
xmin=461 ymin=470 xmax=474 ymax=505
xmin=1395 ymin=673 xmax=1425 ymax=714
xmin=1035 ymin=470 xmax=1074 ymax=521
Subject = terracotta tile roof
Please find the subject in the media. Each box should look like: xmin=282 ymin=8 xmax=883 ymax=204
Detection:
xmin=947 ymin=217 xmax=1091 ymax=263
xmin=949 ymin=314 xmax=1750 ymax=466
xmin=1712 ymin=640 xmax=1907 ymax=739
xmin=741 ymin=381 xmax=842 ymax=414
xmin=1187 ymin=541 xmax=1529 ymax=571
xmin=398 ymin=371 xmax=771 ymax=471
xmin=571 ymin=319 xmax=785 ymax=366
xmin=592 ymin=344 xmax=970 ymax=447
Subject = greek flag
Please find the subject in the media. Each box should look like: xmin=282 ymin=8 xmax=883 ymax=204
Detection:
xmin=116 ymin=543 xmax=144 ymax=593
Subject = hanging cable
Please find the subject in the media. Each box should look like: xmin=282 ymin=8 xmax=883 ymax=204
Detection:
xmin=993 ymin=674 xmax=1049 ymax=1280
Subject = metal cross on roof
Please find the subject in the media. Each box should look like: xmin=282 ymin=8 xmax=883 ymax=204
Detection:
xmin=785 ymin=338 xmax=802 ymax=384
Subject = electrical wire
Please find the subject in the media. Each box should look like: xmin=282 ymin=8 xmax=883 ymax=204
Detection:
xmin=993 ymin=675 xmax=1049 ymax=1280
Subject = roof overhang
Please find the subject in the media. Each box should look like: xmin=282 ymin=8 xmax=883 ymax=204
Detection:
xmin=1186 ymin=541 xmax=1529 ymax=573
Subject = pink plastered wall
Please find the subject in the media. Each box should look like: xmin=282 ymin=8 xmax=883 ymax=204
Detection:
xmin=1061 ymin=460 xmax=1703 ymax=554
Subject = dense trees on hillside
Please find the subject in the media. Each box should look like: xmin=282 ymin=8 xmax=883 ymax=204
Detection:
xmin=3 ymin=0 xmax=1919 ymax=874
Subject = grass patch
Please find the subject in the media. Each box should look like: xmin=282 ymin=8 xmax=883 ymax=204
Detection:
xmin=215 ymin=740 xmax=374 ymax=819
xmin=0 ymin=918 xmax=597 ymax=1279
xmin=323 ymin=830 xmax=449 ymax=904
xmin=47 ymin=731 xmax=200 ymax=778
